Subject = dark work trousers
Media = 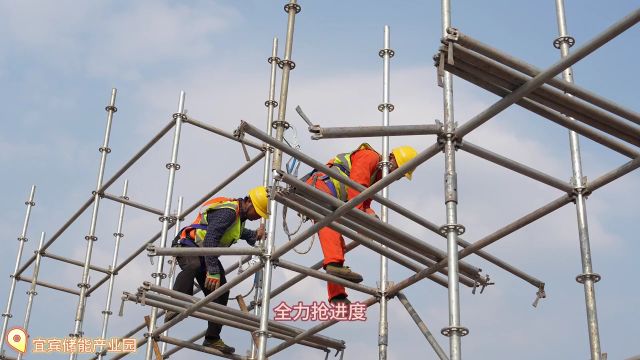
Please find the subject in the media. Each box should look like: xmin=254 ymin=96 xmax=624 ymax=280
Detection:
xmin=173 ymin=255 xmax=229 ymax=340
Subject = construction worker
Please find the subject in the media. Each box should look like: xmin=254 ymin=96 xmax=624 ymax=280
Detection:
xmin=167 ymin=186 xmax=269 ymax=354
xmin=304 ymin=144 xmax=417 ymax=305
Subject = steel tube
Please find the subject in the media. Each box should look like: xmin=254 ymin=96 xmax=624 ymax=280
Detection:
xmin=86 ymin=153 xmax=264 ymax=296
xmin=277 ymin=259 xmax=379 ymax=296
xmin=100 ymin=191 xmax=164 ymax=217
xmin=70 ymin=89 xmax=118 ymax=350
xmin=554 ymin=3 xmax=603 ymax=358
xmin=16 ymin=233 xmax=45 ymax=360
xmin=256 ymin=2 xmax=299 ymax=358
xmin=448 ymin=63 xmax=640 ymax=159
xmin=589 ymin=157 xmax=640 ymax=192
xmin=143 ymin=287 xmax=343 ymax=350
xmin=1 ymin=185 xmax=35 ymax=358
xmin=97 ymin=181 xmax=128 ymax=360
xmin=453 ymin=30 xmax=640 ymax=126
xmin=455 ymin=8 xmax=640 ymax=138
xmin=15 ymin=276 xmax=80 ymax=296
xmin=144 ymin=91 xmax=185 ymax=360
xmin=447 ymin=45 xmax=640 ymax=146
xmin=148 ymin=245 xmax=262 ymax=257
xmin=162 ymin=331 xmax=205 ymax=358
xmin=251 ymin=36 xmax=279 ymax=359
xmin=184 ymin=116 xmax=263 ymax=151
xmin=161 ymin=195 xmax=183 ymax=356
xmin=41 ymin=252 xmax=111 ymax=275
xmin=459 ymin=141 xmax=574 ymax=193
xmin=310 ymin=124 xmax=441 ymax=140
xmin=396 ymin=292 xmax=448 ymax=360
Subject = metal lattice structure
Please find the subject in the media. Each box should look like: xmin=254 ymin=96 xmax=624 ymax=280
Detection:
xmin=2 ymin=1 xmax=639 ymax=360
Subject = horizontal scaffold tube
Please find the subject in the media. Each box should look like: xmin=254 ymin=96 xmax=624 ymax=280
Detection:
xmin=185 ymin=116 xmax=264 ymax=151
xmin=101 ymin=192 xmax=165 ymax=217
xmin=309 ymin=124 xmax=441 ymax=140
xmin=16 ymin=276 xmax=80 ymax=296
xmin=147 ymin=245 xmax=262 ymax=257
xmin=42 ymin=252 xmax=112 ymax=275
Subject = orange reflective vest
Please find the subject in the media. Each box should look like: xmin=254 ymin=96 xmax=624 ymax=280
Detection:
xmin=179 ymin=197 xmax=245 ymax=247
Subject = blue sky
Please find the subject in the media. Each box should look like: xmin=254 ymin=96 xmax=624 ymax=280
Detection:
xmin=1 ymin=1 xmax=639 ymax=359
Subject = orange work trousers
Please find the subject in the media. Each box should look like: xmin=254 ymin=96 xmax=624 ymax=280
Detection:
xmin=306 ymin=173 xmax=347 ymax=300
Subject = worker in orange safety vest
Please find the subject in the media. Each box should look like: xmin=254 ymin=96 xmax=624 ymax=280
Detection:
xmin=303 ymin=144 xmax=418 ymax=304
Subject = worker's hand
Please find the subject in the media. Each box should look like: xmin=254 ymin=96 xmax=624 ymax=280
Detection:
xmin=205 ymin=273 xmax=221 ymax=291
xmin=365 ymin=208 xmax=379 ymax=219
xmin=256 ymin=223 xmax=266 ymax=241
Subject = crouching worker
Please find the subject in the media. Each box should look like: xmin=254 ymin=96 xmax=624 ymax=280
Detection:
xmin=167 ymin=186 xmax=269 ymax=354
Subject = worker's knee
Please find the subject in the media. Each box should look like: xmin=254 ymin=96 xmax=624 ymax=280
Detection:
xmin=177 ymin=256 xmax=202 ymax=273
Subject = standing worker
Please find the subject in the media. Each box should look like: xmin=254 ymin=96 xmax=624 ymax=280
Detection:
xmin=168 ymin=186 xmax=269 ymax=354
xmin=303 ymin=143 xmax=418 ymax=304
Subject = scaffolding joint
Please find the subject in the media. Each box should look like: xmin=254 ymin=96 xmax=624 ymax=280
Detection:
xmin=576 ymin=272 xmax=601 ymax=284
xmin=98 ymin=146 xmax=112 ymax=153
xmin=377 ymin=103 xmax=395 ymax=112
xmin=264 ymin=99 xmax=279 ymax=108
xmin=77 ymin=282 xmax=91 ymax=289
xmin=172 ymin=112 xmax=187 ymax=121
xmin=440 ymin=326 xmax=469 ymax=337
xmin=445 ymin=27 xmax=460 ymax=42
xmin=378 ymin=48 xmax=395 ymax=58
xmin=1 ymin=313 xmax=12 ymax=319
xmin=113 ymin=232 xmax=124 ymax=238
xmin=105 ymin=105 xmax=118 ymax=113
xmin=334 ymin=348 xmax=345 ymax=360
xmin=553 ymin=35 xmax=575 ymax=49
xmin=267 ymin=56 xmax=281 ymax=65
xmin=158 ymin=215 xmax=177 ymax=224
xmin=17 ymin=236 xmax=28 ymax=242
xmin=24 ymin=200 xmax=36 ymax=206
xmin=278 ymin=59 xmax=296 ymax=70
xmin=165 ymin=162 xmax=181 ymax=171
xmin=69 ymin=331 xmax=83 ymax=338
xmin=532 ymin=284 xmax=546 ymax=308
xmin=284 ymin=3 xmax=301 ymax=14
xmin=151 ymin=272 xmax=167 ymax=280
xmin=272 ymin=119 xmax=291 ymax=129
xmin=439 ymin=223 xmax=465 ymax=236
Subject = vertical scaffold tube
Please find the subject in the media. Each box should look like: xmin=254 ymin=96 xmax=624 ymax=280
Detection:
xmin=441 ymin=1 xmax=465 ymax=359
xmin=144 ymin=92 xmax=186 ymax=360
xmin=161 ymin=196 xmax=183 ymax=356
xmin=251 ymin=36 xmax=279 ymax=359
xmin=70 ymin=89 xmax=118 ymax=359
xmin=97 ymin=180 xmax=129 ymax=360
xmin=554 ymin=2 xmax=602 ymax=359
xmin=256 ymin=2 xmax=299 ymax=359
xmin=16 ymin=232 xmax=45 ymax=360
xmin=378 ymin=25 xmax=392 ymax=360
xmin=0 ymin=185 xmax=35 ymax=359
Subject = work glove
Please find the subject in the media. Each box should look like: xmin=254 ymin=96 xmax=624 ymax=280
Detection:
xmin=205 ymin=272 xmax=221 ymax=291
xmin=256 ymin=223 xmax=266 ymax=241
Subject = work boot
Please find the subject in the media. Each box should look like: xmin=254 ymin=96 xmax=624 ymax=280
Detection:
xmin=325 ymin=263 xmax=363 ymax=283
xmin=329 ymin=294 xmax=351 ymax=306
xmin=203 ymin=337 xmax=235 ymax=354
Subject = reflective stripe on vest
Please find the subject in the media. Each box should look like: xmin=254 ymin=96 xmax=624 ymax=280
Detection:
xmin=182 ymin=197 xmax=245 ymax=247
xmin=327 ymin=143 xmax=381 ymax=201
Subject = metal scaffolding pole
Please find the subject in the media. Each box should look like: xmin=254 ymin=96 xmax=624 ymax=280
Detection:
xmin=309 ymin=124 xmax=441 ymax=139
xmin=396 ymin=292 xmax=448 ymax=360
xmin=252 ymin=35 xmax=279 ymax=360
xmin=256 ymin=1 xmax=299 ymax=358
xmin=161 ymin=195 xmax=183 ymax=356
xmin=554 ymin=1 xmax=602 ymax=358
xmin=144 ymin=91 xmax=186 ymax=360
xmin=14 ymin=276 xmax=80 ymax=296
xmin=455 ymin=7 xmax=640 ymax=138
xmin=184 ymin=116 xmax=263 ymax=151
xmin=97 ymin=180 xmax=128 ymax=360
xmin=100 ymin=191 xmax=164 ymax=217
xmin=441 ymin=1 xmax=465 ymax=358
xmin=0 ymin=185 xmax=35 ymax=359
xmin=14 ymin=119 xmax=176 ymax=281
xmin=16 ymin=232 xmax=45 ymax=360
xmin=41 ymin=252 xmax=111 ymax=275
xmin=147 ymin=246 xmax=262 ymax=257
xmin=70 ymin=89 xmax=118 ymax=353
xmin=378 ymin=25 xmax=392 ymax=360
xmin=162 ymin=331 xmax=205 ymax=359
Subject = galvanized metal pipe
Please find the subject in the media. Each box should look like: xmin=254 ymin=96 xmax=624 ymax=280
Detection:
xmin=396 ymin=292 xmax=448 ymax=360
xmin=161 ymin=195 xmax=183 ymax=356
xmin=448 ymin=63 xmax=639 ymax=159
xmin=310 ymin=124 xmax=441 ymax=140
xmin=455 ymin=8 xmax=640 ymax=138
xmin=277 ymin=259 xmax=379 ymax=296
xmin=144 ymin=91 xmax=185 ymax=360
xmin=16 ymin=233 xmax=45 ymax=360
xmin=147 ymin=245 xmax=262 ymax=257
xmin=554 ymin=2 xmax=602 ymax=358
xmin=14 ymin=276 xmax=80 ymax=296
xmin=71 ymin=89 xmax=118 ymax=350
xmin=256 ymin=1 xmax=299 ymax=358
xmin=452 ymin=30 xmax=640 ymax=126
xmin=184 ymin=116 xmax=263 ymax=151
xmin=251 ymin=35 xmax=279 ymax=359
xmin=0 ymin=185 xmax=35 ymax=358
xmin=588 ymin=157 xmax=640 ymax=192
xmin=41 ymin=252 xmax=111 ymax=275
xmin=97 ymin=181 xmax=128 ymax=360
xmin=162 ymin=331 xmax=205 ymax=358
xmin=100 ymin=191 xmax=164 ymax=217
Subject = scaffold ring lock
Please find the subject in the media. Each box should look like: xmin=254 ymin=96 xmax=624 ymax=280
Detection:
xmin=267 ymin=56 xmax=281 ymax=65
xmin=272 ymin=120 xmax=291 ymax=129
xmin=441 ymin=326 xmax=469 ymax=337
xmin=151 ymin=272 xmax=167 ymax=279
xmin=69 ymin=332 xmax=83 ymax=338
xmin=278 ymin=59 xmax=296 ymax=70
xmin=439 ymin=224 xmax=465 ymax=236
xmin=166 ymin=162 xmax=181 ymax=170
xmin=264 ymin=100 xmax=279 ymax=108
xmin=102 ymin=310 xmax=112 ymax=315
xmin=377 ymin=103 xmax=395 ymax=112
xmin=284 ymin=3 xmax=301 ymax=14
xmin=99 ymin=147 xmax=112 ymax=153
xmin=113 ymin=232 xmax=124 ymax=238
xmin=105 ymin=105 xmax=118 ymax=113
xmin=26 ymin=290 xmax=37 ymax=296
xmin=252 ymin=330 xmax=273 ymax=338
xmin=378 ymin=48 xmax=395 ymax=58
xmin=172 ymin=112 xmax=187 ymax=121
xmin=25 ymin=201 xmax=36 ymax=206
xmin=1 ymin=313 xmax=12 ymax=318
xmin=553 ymin=36 xmax=575 ymax=49
xmin=17 ymin=236 xmax=28 ymax=242
xmin=85 ymin=235 xmax=98 ymax=241
xmin=377 ymin=161 xmax=392 ymax=170
xmin=576 ymin=273 xmax=601 ymax=284
xmin=77 ymin=282 xmax=90 ymax=289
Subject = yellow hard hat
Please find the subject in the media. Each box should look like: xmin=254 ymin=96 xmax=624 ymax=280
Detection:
xmin=391 ymin=146 xmax=418 ymax=180
xmin=249 ymin=186 xmax=269 ymax=219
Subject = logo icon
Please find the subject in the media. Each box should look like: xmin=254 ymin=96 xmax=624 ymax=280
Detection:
xmin=6 ymin=327 xmax=28 ymax=353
